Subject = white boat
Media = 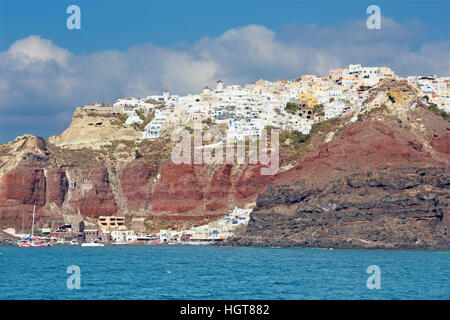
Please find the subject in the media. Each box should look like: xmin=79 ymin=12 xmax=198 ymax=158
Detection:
xmin=81 ymin=242 xmax=105 ymax=247
xmin=17 ymin=206 xmax=52 ymax=247
xmin=111 ymin=240 xmax=129 ymax=245
xmin=70 ymin=239 xmax=80 ymax=245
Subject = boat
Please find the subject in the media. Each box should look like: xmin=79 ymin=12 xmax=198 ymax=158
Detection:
xmin=81 ymin=242 xmax=105 ymax=247
xmin=17 ymin=239 xmax=52 ymax=247
xmin=111 ymin=239 xmax=129 ymax=245
xmin=70 ymin=239 xmax=80 ymax=245
xmin=17 ymin=206 xmax=52 ymax=247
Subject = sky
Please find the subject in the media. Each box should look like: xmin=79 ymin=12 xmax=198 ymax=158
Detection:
xmin=0 ymin=0 xmax=449 ymax=142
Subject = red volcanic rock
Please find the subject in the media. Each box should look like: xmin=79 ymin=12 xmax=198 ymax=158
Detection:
xmin=121 ymin=162 xmax=156 ymax=210
xmin=0 ymin=167 xmax=66 ymax=228
xmin=0 ymin=167 xmax=46 ymax=206
xmin=0 ymin=159 xmax=276 ymax=226
xmin=431 ymin=133 xmax=450 ymax=155
xmin=46 ymin=168 xmax=68 ymax=206
xmin=275 ymin=120 xmax=442 ymax=188
xmin=69 ymin=167 xmax=118 ymax=218
xmin=150 ymin=161 xmax=204 ymax=213
xmin=203 ymin=164 xmax=233 ymax=200
xmin=150 ymin=160 xmax=275 ymax=215
xmin=233 ymin=164 xmax=275 ymax=202
xmin=228 ymin=120 xmax=450 ymax=249
xmin=205 ymin=198 xmax=226 ymax=211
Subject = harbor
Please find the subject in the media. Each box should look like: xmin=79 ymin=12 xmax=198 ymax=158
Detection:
xmin=1 ymin=206 xmax=252 ymax=247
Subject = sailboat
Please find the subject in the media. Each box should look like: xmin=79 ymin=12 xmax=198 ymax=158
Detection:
xmin=17 ymin=206 xmax=52 ymax=247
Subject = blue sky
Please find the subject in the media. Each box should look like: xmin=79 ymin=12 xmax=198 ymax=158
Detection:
xmin=0 ymin=0 xmax=449 ymax=142
xmin=2 ymin=0 xmax=449 ymax=53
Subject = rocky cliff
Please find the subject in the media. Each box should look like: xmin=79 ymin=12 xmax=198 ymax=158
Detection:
xmin=0 ymin=133 xmax=276 ymax=231
xmin=0 ymin=79 xmax=449 ymax=248
xmin=227 ymin=100 xmax=450 ymax=249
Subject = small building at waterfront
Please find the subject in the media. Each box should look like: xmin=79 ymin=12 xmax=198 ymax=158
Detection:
xmin=98 ymin=216 xmax=127 ymax=231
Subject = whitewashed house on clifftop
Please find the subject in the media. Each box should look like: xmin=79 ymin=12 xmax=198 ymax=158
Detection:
xmin=143 ymin=109 xmax=168 ymax=139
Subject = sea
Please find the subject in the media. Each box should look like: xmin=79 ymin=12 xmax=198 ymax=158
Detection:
xmin=0 ymin=245 xmax=448 ymax=300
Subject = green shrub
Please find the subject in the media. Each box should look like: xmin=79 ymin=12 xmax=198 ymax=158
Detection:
xmin=312 ymin=104 xmax=325 ymax=117
xmin=280 ymin=130 xmax=310 ymax=146
xmin=136 ymin=110 xmax=155 ymax=131
xmin=118 ymin=113 xmax=128 ymax=124
xmin=285 ymin=102 xmax=298 ymax=114
xmin=428 ymin=102 xmax=449 ymax=119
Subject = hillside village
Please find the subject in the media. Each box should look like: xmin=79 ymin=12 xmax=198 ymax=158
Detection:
xmin=2 ymin=64 xmax=449 ymax=246
xmin=2 ymin=206 xmax=252 ymax=246
xmin=111 ymin=63 xmax=449 ymax=142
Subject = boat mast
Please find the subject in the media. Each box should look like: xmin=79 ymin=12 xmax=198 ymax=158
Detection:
xmin=21 ymin=209 xmax=24 ymax=237
xmin=31 ymin=205 xmax=35 ymax=244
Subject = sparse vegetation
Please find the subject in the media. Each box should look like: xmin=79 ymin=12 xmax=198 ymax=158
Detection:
xmin=135 ymin=109 xmax=146 ymax=122
xmin=103 ymin=139 xmax=136 ymax=152
xmin=118 ymin=113 xmax=128 ymax=125
xmin=312 ymin=104 xmax=325 ymax=117
xmin=427 ymin=102 xmax=449 ymax=119
xmin=357 ymin=113 xmax=364 ymax=122
xmin=285 ymin=102 xmax=298 ymax=114
xmin=357 ymin=104 xmax=390 ymax=121
xmin=135 ymin=110 xmax=155 ymax=131
xmin=279 ymin=130 xmax=310 ymax=146
xmin=309 ymin=118 xmax=339 ymax=136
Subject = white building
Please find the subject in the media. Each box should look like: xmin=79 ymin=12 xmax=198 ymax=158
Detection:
xmin=143 ymin=109 xmax=168 ymax=139
xmin=125 ymin=111 xmax=143 ymax=125
xmin=216 ymin=80 xmax=223 ymax=92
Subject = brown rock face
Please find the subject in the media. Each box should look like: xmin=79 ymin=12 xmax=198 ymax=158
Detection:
xmin=1 ymin=167 xmax=46 ymax=206
xmin=0 ymin=167 xmax=67 ymax=228
xmin=149 ymin=161 xmax=275 ymax=220
xmin=0 ymin=151 xmax=275 ymax=226
xmin=69 ymin=167 xmax=118 ymax=218
xmin=234 ymin=164 xmax=274 ymax=202
xmin=150 ymin=161 xmax=205 ymax=214
xmin=120 ymin=162 xmax=156 ymax=210
xmin=431 ymin=133 xmax=450 ymax=155
xmin=46 ymin=168 xmax=69 ymax=206
xmin=1 ymin=88 xmax=447 ymax=248
xmin=227 ymin=120 xmax=450 ymax=249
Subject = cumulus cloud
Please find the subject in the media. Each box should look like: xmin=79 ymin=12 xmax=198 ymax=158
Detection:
xmin=0 ymin=18 xmax=449 ymax=142
xmin=7 ymin=35 xmax=72 ymax=68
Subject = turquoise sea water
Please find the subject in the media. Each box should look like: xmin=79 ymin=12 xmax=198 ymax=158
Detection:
xmin=0 ymin=246 xmax=448 ymax=300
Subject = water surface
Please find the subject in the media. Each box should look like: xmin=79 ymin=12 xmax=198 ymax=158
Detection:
xmin=0 ymin=246 xmax=448 ymax=299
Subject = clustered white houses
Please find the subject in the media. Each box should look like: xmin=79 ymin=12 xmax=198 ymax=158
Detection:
xmin=112 ymin=64 xmax=448 ymax=141
xmin=407 ymin=75 xmax=450 ymax=113
xmin=143 ymin=109 xmax=170 ymax=139
xmin=158 ymin=207 xmax=252 ymax=244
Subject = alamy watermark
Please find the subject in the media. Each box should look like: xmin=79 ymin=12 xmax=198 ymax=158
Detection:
xmin=171 ymin=121 xmax=279 ymax=175
xmin=66 ymin=5 xmax=81 ymax=30
xmin=366 ymin=265 xmax=381 ymax=290
xmin=366 ymin=5 xmax=381 ymax=30
xmin=66 ymin=265 xmax=81 ymax=289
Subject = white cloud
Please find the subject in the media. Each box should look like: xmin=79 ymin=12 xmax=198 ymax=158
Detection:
xmin=7 ymin=35 xmax=72 ymax=68
xmin=161 ymin=51 xmax=219 ymax=94
xmin=0 ymin=19 xmax=449 ymax=141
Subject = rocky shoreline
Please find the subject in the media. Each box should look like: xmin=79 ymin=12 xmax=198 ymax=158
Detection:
xmin=224 ymin=117 xmax=450 ymax=250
